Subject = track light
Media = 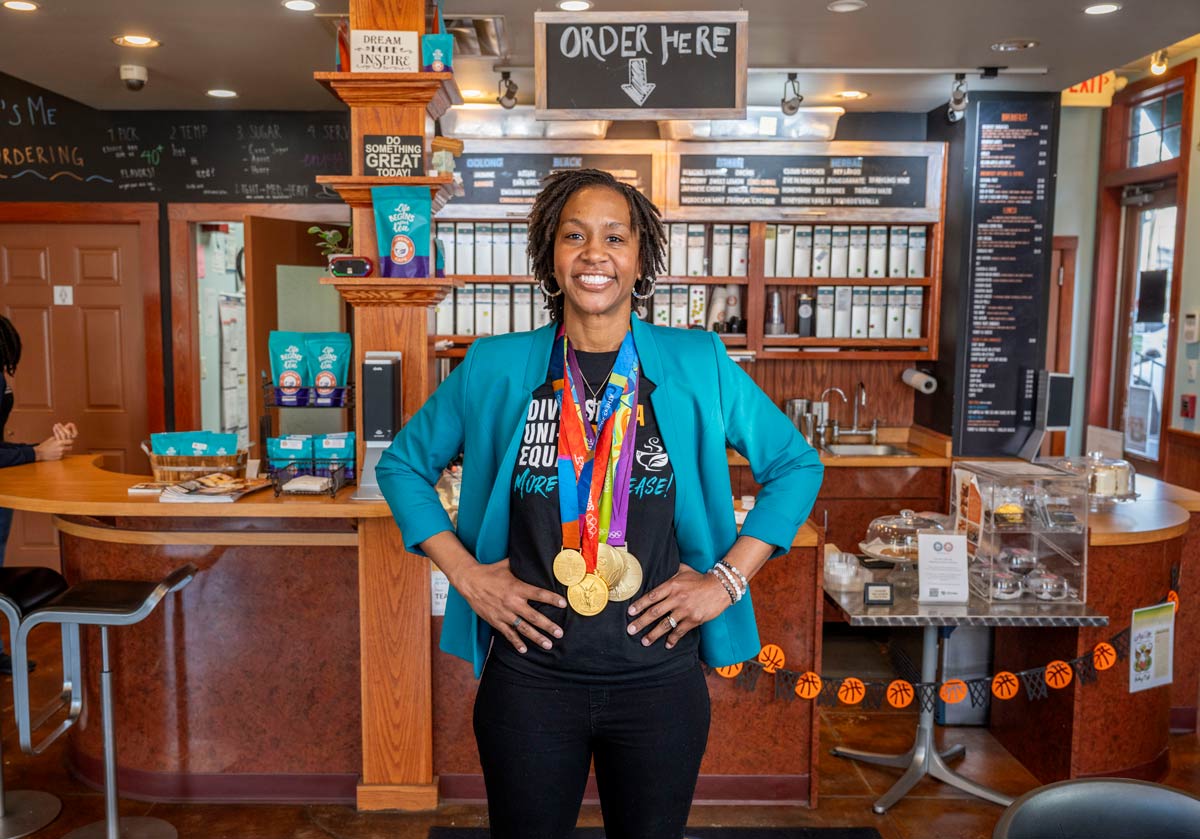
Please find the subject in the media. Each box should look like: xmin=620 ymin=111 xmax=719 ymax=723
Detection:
xmin=947 ymin=73 xmax=968 ymax=123
xmin=496 ymin=71 xmax=518 ymax=109
xmin=1150 ymin=50 xmax=1168 ymax=76
xmin=780 ymin=73 xmax=803 ymax=116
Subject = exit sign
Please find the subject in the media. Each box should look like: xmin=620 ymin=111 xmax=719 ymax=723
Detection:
xmin=1062 ymin=71 xmax=1119 ymax=107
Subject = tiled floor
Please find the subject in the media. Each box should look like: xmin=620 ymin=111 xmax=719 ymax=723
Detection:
xmin=2 ymin=631 xmax=1197 ymax=839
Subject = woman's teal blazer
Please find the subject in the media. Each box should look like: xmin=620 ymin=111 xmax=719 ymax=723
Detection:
xmin=377 ymin=313 xmax=824 ymax=677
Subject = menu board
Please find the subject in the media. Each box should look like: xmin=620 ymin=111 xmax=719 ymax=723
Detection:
xmin=956 ymin=98 xmax=1058 ymax=456
xmin=459 ymin=152 xmax=653 ymax=205
xmin=0 ymin=72 xmax=349 ymax=202
xmin=676 ymin=154 xmax=927 ymax=208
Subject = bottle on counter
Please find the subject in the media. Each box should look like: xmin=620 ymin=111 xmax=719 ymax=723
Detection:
xmin=797 ymin=292 xmax=815 ymax=337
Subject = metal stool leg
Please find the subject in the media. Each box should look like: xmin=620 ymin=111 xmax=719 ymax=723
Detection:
xmin=0 ymin=697 xmax=61 ymax=839
xmin=63 ymin=628 xmax=176 ymax=839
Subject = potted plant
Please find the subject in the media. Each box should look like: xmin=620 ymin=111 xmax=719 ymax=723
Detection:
xmin=308 ymin=225 xmax=352 ymax=270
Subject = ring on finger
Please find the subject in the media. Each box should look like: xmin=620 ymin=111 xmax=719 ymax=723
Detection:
xmin=513 ymin=616 xmax=523 ymax=629
xmin=666 ymin=614 xmax=678 ymax=630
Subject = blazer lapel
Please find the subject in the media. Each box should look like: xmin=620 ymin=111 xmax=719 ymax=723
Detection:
xmin=632 ymin=315 xmax=692 ymax=535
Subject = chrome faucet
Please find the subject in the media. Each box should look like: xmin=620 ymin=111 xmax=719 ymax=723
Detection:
xmin=841 ymin=381 xmax=879 ymax=444
xmin=818 ymin=386 xmax=847 ymax=444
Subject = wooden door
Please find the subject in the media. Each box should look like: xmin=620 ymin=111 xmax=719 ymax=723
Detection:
xmin=1042 ymin=236 xmax=1078 ymax=456
xmin=1 ymin=222 xmax=147 ymax=567
xmin=243 ymin=216 xmax=343 ymax=446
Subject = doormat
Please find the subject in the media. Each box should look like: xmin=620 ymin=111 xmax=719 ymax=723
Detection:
xmin=429 ymin=829 xmax=884 ymax=839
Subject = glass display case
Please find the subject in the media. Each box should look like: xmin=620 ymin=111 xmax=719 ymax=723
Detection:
xmin=1051 ymin=451 xmax=1138 ymax=510
xmin=952 ymin=461 xmax=1089 ymax=604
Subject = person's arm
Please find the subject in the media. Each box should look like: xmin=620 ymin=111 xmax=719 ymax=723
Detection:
xmin=0 ymin=442 xmax=36 ymax=468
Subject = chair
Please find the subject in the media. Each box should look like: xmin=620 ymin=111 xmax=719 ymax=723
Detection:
xmin=11 ymin=563 xmax=197 ymax=839
xmin=993 ymin=778 xmax=1200 ymax=839
xmin=0 ymin=566 xmax=70 ymax=839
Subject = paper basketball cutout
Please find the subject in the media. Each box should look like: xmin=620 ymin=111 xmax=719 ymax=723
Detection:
xmin=837 ymin=677 xmax=866 ymax=705
xmin=1092 ymin=642 xmax=1117 ymax=671
xmin=757 ymin=644 xmax=786 ymax=674
xmin=1168 ymin=590 xmax=1180 ymax=612
xmin=715 ymin=663 xmax=743 ymax=679
xmin=886 ymin=679 xmax=914 ymax=709
xmin=1044 ymin=660 xmax=1074 ymax=689
xmin=795 ymin=671 xmax=822 ymax=700
xmin=939 ymin=679 xmax=968 ymax=704
xmin=992 ymin=671 xmax=1020 ymax=700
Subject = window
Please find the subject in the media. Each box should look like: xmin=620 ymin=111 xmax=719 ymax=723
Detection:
xmin=1128 ymin=89 xmax=1185 ymax=167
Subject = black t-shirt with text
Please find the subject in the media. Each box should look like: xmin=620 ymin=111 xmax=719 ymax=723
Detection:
xmin=495 ymin=348 xmax=698 ymax=682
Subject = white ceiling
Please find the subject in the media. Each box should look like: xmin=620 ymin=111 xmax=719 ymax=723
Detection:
xmin=0 ymin=0 xmax=1198 ymax=113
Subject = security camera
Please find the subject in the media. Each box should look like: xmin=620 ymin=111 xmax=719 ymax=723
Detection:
xmin=780 ymin=73 xmax=803 ymax=116
xmin=120 ymin=64 xmax=148 ymax=92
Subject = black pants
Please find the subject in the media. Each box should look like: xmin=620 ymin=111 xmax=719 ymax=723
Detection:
xmin=473 ymin=658 xmax=710 ymax=839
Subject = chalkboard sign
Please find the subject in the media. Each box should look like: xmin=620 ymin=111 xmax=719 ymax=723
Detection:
xmin=457 ymin=152 xmax=654 ymax=206
xmin=0 ymin=72 xmax=349 ymax=202
xmin=535 ymin=10 xmax=747 ymax=120
xmin=676 ymin=154 xmax=928 ymax=209
xmin=955 ymin=96 xmax=1059 ymax=457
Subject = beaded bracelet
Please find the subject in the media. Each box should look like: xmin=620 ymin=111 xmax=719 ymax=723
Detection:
xmin=714 ymin=562 xmax=747 ymax=601
xmin=718 ymin=559 xmax=749 ymax=592
xmin=709 ymin=567 xmax=738 ymax=604
xmin=710 ymin=564 xmax=743 ymax=604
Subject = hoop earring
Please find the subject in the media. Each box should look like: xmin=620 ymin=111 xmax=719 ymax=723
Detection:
xmin=539 ymin=276 xmax=564 ymax=298
xmin=631 ymin=277 xmax=656 ymax=300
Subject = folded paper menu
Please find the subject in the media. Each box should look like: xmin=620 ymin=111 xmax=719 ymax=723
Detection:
xmin=158 ymin=473 xmax=271 ymax=503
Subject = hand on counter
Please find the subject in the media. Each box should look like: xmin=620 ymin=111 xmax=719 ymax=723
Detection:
xmin=627 ymin=566 xmax=731 ymax=650
xmin=34 ymin=435 xmax=73 ymax=462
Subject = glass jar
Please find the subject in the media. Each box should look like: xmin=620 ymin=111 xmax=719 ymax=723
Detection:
xmin=861 ymin=509 xmax=945 ymax=562
xmin=1054 ymin=451 xmax=1137 ymax=508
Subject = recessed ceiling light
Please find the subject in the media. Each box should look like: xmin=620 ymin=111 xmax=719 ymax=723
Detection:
xmin=991 ymin=39 xmax=1039 ymax=52
xmin=1083 ymin=3 xmax=1121 ymax=13
xmin=459 ymin=88 xmax=485 ymax=98
xmin=1150 ymin=50 xmax=1169 ymax=76
xmin=3 ymin=1 xmax=39 ymax=11
xmin=827 ymin=0 xmax=867 ymax=11
xmin=557 ymin=0 xmax=593 ymax=9
xmin=112 ymin=34 xmax=161 ymax=47
xmin=283 ymin=0 xmax=317 ymax=10
xmin=207 ymin=89 xmax=238 ymax=98
xmin=835 ymin=90 xmax=869 ymax=100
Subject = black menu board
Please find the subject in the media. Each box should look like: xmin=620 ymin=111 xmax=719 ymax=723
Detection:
xmin=0 ymin=72 xmax=349 ymax=202
xmin=676 ymin=154 xmax=927 ymax=208
xmin=955 ymin=98 xmax=1058 ymax=455
xmin=459 ymin=152 xmax=653 ymax=205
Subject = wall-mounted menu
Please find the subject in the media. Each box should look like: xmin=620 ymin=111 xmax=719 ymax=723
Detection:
xmin=458 ymin=152 xmax=653 ymax=205
xmin=676 ymin=154 xmax=928 ymax=209
xmin=0 ymin=72 xmax=349 ymax=202
xmin=955 ymin=97 xmax=1058 ymax=456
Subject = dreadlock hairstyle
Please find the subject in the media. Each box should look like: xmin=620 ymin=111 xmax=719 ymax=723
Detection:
xmin=526 ymin=168 xmax=666 ymax=323
xmin=0 ymin=315 xmax=20 ymax=377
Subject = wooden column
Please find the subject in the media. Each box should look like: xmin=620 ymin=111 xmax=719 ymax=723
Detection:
xmin=314 ymin=0 xmax=462 ymax=812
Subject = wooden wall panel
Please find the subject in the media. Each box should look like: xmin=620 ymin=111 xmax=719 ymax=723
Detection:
xmin=747 ymin=359 xmax=916 ymax=428
xmin=1164 ymin=429 xmax=1200 ymax=491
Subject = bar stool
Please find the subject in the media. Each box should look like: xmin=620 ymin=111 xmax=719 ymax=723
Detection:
xmin=0 ymin=566 xmax=70 ymax=839
xmin=12 ymin=563 xmax=197 ymax=839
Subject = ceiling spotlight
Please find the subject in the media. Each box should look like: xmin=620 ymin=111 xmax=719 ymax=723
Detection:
xmin=557 ymin=0 xmax=593 ymax=9
xmin=1084 ymin=3 xmax=1121 ymax=13
xmin=1150 ymin=49 xmax=1169 ymax=76
xmin=460 ymin=88 xmax=484 ymax=99
xmin=826 ymin=0 xmax=867 ymax=11
xmin=947 ymin=73 xmax=968 ymax=124
xmin=207 ymin=89 xmax=238 ymax=98
xmin=496 ymin=71 xmax=518 ymax=109
xmin=283 ymin=0 xmax=317 ymax=9
xmin=835 ymin=90 xmax=869 ymax=100
xmin=3 ymin=1 xmax=39 ymax=11
xmin=991 ymin=38 xmax=1039 ymax=52
xmin=781 ymin=73 xmax=803 ymax=116
xmin=112 ymin=34 xmax=161 ymax=48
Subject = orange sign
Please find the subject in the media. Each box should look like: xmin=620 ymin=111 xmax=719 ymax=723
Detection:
xmin=939 ymin=679 xmax=968 ymax=704
xmin=886 ymin=679 xmax=914 ymax=709
xmin=795 ymin=671 xmax=822 ymax=700
xmin=1093 ymin=642 xmax=1117 ymax=671
xmin=715 ymin=663 xmax=743 ymax=679
xmin=838 ymin=677 xmax=866 ymax=705
xmin=992 ymin=671 xmax=1020 ymax=700
xmin=1061 ymin=71 xmax=1118 ymax=107
xmin=758 ymin=644 xmax=786 ymax=674
xmin=1045 ymin=660 xmax=1074 ymax=689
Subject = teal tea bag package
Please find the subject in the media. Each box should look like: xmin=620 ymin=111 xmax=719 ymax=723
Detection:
xmin=305 ymin=333 xmax=352 ymax=396
xmin=372 ymin=186 xmax=431 ymax=279
xmin=269 ymin=331 xmax=309 ymax=396
xmin=422 ymin=34 xmax=453 ymax=71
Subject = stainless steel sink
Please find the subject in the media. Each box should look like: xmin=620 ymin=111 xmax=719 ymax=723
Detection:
xmin=822 ymin=443 xmax=916 ymax=457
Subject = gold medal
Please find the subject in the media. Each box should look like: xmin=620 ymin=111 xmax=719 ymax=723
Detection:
xmin=552 ymin=548 xmax=586 ymax=587
xmin=595 ymin=543 xmax=626 ymax=587
xmin=567 ymin=573 xmax=609 ymax=616
xmin=607 ymin=549 xmax=643 ymax=602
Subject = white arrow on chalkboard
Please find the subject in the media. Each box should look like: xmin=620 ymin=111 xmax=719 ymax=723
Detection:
xmin=621 ymin=58 xmax=656 ymax=106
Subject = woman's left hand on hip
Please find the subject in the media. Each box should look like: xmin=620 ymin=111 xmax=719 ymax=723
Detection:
xmin=626 ymin=565 xmax=730 ymax=650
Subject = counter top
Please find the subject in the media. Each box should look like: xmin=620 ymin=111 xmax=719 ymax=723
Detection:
xmin=0 ymin=456 xmax=391 ymax=518
xmin=727 ymin=425 xmax=953 ymax=469
xmin=1133 ymin=475 xmax=1200 ymax=512
xmin=1090 ymin=499 xmax=1191 ymax=546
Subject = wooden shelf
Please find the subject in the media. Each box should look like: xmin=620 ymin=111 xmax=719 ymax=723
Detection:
xmin=765 ymin=277 xmax=932 ymax=287
xmin=319 ymin=276 xmax=457 ymax=307
xmin=659 ymin=275 xmax=750 ymax=286
xmin=447 ymin=274 xmax=538 ymax=284
xmin=313 ymin=72 xmax=462 ymax=121
xmin=763 ymin=337 xmax=927 ymax=348
xmin=315 ymin=175 xmax=455 ymax=213
xmin=719 ymin=334 xmax=748 ymax=347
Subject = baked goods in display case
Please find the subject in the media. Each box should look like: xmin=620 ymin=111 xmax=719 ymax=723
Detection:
xmin=952 ymin=461 xmax=1088 ymax=604
xmin=1051 ymin=451 xmax=1138 ymax=510
xmin=859 ymin=509 xmax=946 ymax=563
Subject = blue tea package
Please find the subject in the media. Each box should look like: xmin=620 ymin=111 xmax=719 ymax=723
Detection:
xmin=372 ymin=186 xmax=431 ymax=279
xmin=422 ymin=34 xmax=453 ymax=72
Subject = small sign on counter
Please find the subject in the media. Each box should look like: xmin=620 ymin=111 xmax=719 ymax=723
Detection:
xmin=351 ymin=30 xmax=419 ymax=72
xmin=363 ymin=135 xmax=423 ymax=177
xmin=431 ymin=567 xmax=449 ymax=617
xmin=917 ymin=532 xmax=969 ymax=604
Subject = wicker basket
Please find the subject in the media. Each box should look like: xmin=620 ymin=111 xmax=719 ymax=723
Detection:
xmin=141 ymin=442 xmax=248 ymax=483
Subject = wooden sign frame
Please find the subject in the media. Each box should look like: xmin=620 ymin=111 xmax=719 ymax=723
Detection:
xmin=534 ymin=10 xmax=748 ymax=121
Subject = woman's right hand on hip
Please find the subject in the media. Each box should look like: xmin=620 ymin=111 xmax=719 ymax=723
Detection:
xmin=457 ymin=559 xmax=566 ymax=654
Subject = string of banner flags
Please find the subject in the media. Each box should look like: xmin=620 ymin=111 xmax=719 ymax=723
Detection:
xmin=703 ymin=592 xmax=1180 ymax=711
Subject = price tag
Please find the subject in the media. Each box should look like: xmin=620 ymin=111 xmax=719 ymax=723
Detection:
xmin=917 ymin=532 xmax=969 ymax=604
